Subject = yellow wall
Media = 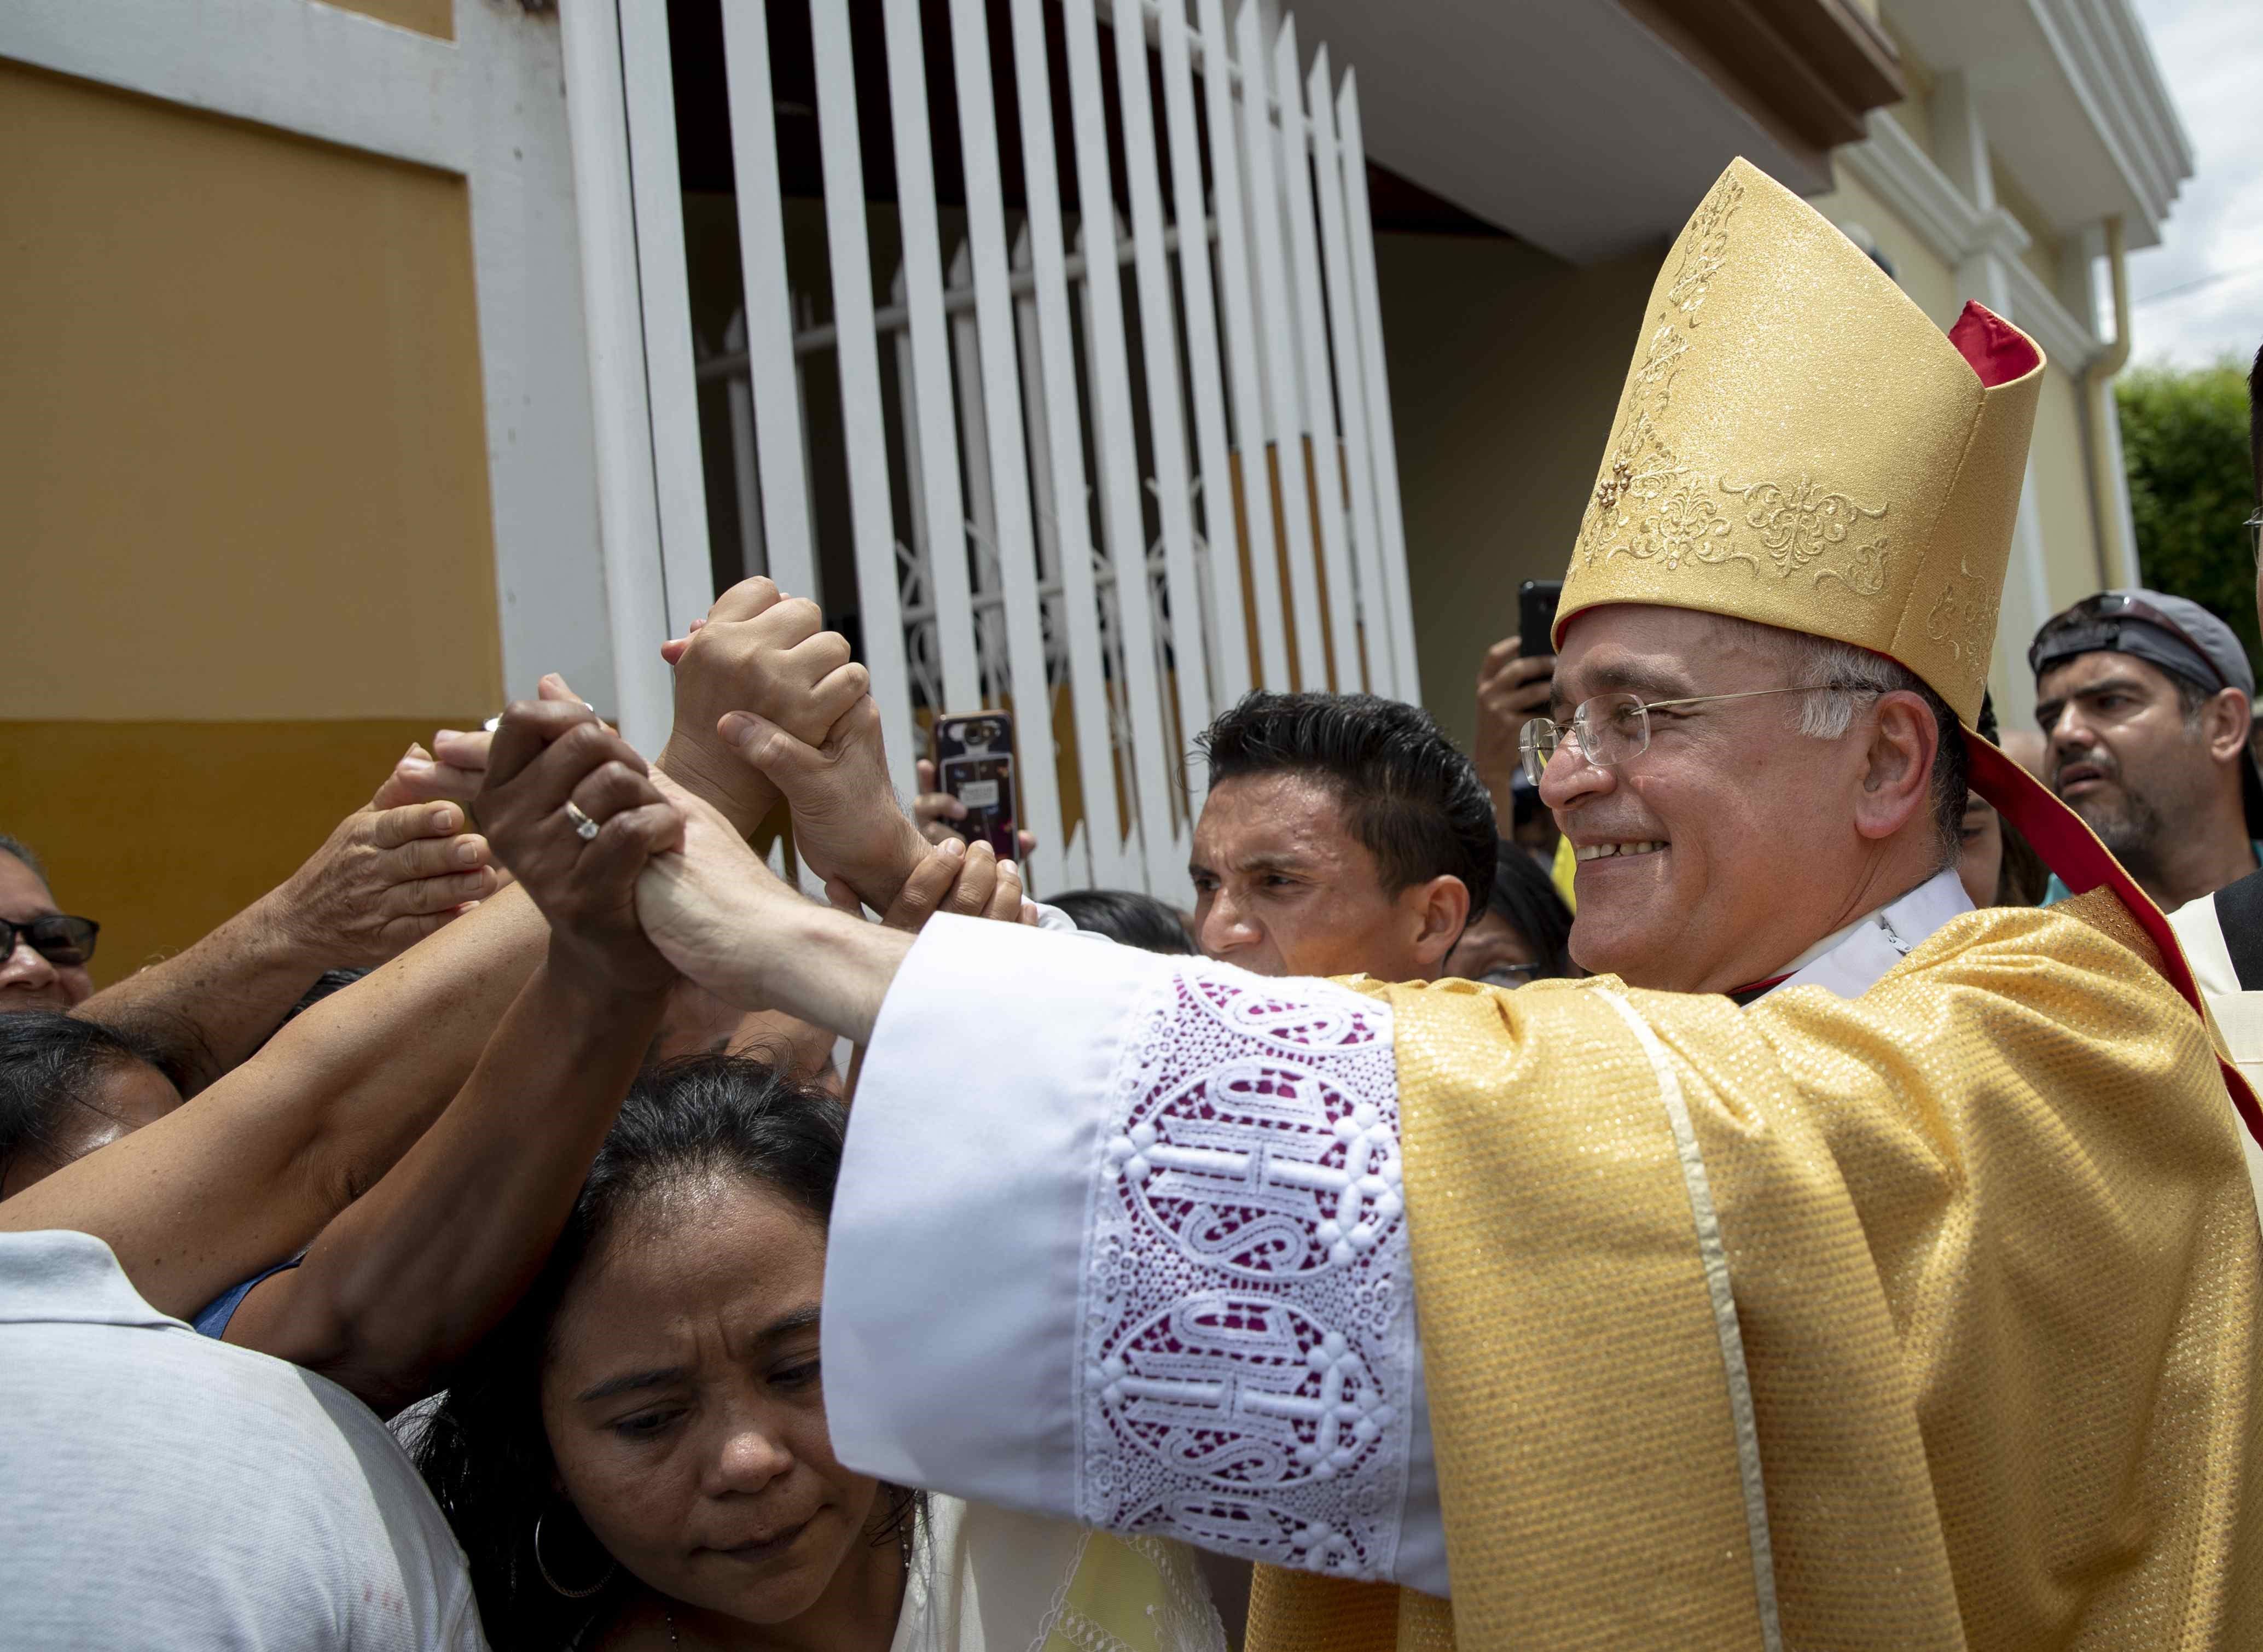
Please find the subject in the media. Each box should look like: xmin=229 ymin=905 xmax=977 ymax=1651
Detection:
xmin=1373 ymin=232 xmax=1659 ymax=748
xmin=0 ymin=721 xmax=482 ymax=987
xmin=1806 ymin=161 xmax=1963 ymax=330
xmin=2029 ymin=364 xmax=2104 ymax=608
xmin=0 ymin=59 xmax=501 ymax=973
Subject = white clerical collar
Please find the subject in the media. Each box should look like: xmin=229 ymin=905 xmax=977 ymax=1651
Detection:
xmin=1750 ymin=865 xmax=1974 ymax=1004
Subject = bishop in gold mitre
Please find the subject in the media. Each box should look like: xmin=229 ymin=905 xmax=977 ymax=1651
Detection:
xmin=627 ymin=158 xmax=2263 ymax=1649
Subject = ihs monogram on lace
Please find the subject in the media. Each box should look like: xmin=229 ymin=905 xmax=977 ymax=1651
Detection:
xmin=1076 ymin=968 xmax=1410 ymax=1582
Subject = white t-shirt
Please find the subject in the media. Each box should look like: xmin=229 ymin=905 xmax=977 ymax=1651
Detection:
xmin=0 ymin=1229 xmax=487 ymax=1650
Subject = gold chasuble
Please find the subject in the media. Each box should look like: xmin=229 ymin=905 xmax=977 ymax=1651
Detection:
xmin=1247 ymin=159 xmax=2263 ymax=1649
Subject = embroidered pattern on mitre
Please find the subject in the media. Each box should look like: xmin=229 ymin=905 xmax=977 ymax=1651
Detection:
xmin=1572 ymin=172 xmax=1894 ymax=602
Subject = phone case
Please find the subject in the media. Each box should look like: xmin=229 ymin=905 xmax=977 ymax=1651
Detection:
xmin=932 ymin=712 xmax=1019 ymax=860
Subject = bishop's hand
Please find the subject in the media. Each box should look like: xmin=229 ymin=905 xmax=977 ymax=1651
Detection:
xmin=635 ymin=772 xmax=802 ymax=1011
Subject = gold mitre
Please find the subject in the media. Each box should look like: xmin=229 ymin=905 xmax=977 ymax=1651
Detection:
xmin=1554 ymin=156 xmax=2044 ymax=725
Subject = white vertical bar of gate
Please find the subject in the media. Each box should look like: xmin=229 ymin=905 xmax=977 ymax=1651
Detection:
xmin=945 ymin=0 xmax=1066 ymax=893
xmin=1111 ymin=0 xmax=1212 ymax=824
xmin=1235 ymin=1 xmax=1326 ymax=693
xmin=1156 ymin=0 xmax=1249 ymax=710
xmin=945 ymin=244 xmax=1000 ymax=622
xmin=880 ymin=0 xmax=982 ymax=712
xmin=1336 ymin=73 xmax=1420 ymax=696
xmin=1272 ymin=21 xmax=1360 ymax=695
xmin=556 ymin=0 xmax=672 ymax=751
xmin=1062 ymin=0 xmax=1182 ymax=897
xmin=618 ymin=0 xmax=715 ymax=641
xmin=808 ymin=0 xmax=918 ymax=802
xmin=723 ymin=313 xmax=770 ymax=580
xmin=1306 ymin=46 xmax=1394 ymax=699
xmin=718 ymin=0 xmax=817 ymax=602
xmin=1006 ymin=0 xmax=1129 ymax=889
xmin=1196 ymin=0 xmax=1289 ymax=693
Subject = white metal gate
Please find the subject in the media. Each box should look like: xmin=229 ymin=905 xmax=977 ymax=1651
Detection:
xmin=562 ymin=0 xmax=1417 ymax=900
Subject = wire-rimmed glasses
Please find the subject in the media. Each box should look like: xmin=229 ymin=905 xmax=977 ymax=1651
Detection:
xmin=1517 ymin=685 xmax=1850 ymax=787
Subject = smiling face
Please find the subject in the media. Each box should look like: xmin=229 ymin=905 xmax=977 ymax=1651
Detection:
xmin=0 ymin=855 xmax=93 ymax=1013
xmin=538 ymin=1174 xmax=895 ymax=1637
xmin=1189 ymin=772 xmax=1459 ymax=981
xmin=1538 ymin=606 xmax=1899 ymax=993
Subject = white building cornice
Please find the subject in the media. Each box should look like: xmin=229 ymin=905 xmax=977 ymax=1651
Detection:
xmin=1838 ymin=110 xmax=2101 ymax=372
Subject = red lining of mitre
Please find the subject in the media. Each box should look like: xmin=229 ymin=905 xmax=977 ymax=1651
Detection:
xmin=1968 ymin=731 xmax=2263 ymax=1149
xmin=1948 ymin=301 xmax=2040 ymax=387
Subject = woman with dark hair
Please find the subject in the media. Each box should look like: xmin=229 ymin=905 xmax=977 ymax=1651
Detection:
xmin=1045 ymin=889 xmax=1196 ymax=954
xmin=1443 ymin=839 xmax=1577 ymax=987
xmin=411 ymin=1054 xmax=1223 ymax=1652
xmin=0 ymin=1012 xmax=179 ymax=1197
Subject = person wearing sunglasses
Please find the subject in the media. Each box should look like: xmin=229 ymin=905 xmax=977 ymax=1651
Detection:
xmin=0 ymin=836 xmax=99 ymax=1015
xmin=2028 ymin=586 xmax=2262 ymax=912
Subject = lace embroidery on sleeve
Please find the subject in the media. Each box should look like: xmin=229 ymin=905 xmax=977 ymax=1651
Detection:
xmin=1074 ymin=965 xmax=1412 ymax=1581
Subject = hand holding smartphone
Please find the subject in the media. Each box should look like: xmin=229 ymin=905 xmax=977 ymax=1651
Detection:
xmin=1518 ymin=579 xmax=1564 ymax=660
xmin=930 ymin=712 xmax=1020 ymax=862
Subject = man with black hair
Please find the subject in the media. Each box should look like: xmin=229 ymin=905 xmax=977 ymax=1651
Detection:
xmin=1187 ymin=691 xmax=1496 ymax=982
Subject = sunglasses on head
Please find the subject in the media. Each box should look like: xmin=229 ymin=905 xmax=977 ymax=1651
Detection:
xmin=2 ymin=914 xmax=100 ymax=968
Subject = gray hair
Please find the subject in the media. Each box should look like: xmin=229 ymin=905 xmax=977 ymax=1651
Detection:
xmin=1722 ymin=620 xmax=1967 ymax=866
xmin=0 ymin=834 xmax=45 ymax=885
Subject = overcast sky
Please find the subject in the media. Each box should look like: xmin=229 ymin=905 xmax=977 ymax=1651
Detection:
xmin=2122 ymin=0 xmax=2263 ymax=369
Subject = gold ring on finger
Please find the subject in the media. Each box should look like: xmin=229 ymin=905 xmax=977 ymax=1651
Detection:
xmin=564 ymin=800 xmax=600 ymax=842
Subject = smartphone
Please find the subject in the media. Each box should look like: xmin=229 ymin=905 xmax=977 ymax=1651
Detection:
xmin=1519 ymin=578 xmax=1564 ymax=659
xmin=931 ymin=711 xmax=1019 ymax=861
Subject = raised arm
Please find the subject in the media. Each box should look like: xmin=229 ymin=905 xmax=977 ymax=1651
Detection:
xmin=75 ymin=775 xmax=498 ymax=1093
xmin=1 ymin=583 xmax=867 ymax=1317
xmin=223 ymin=700 xmax=681 ymax=1412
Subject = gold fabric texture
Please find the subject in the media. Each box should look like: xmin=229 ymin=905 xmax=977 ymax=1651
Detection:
xmin=1557 ymin=158 xmax=2044 ymax=725
xmin=1250 ymin=898 xmax=2263 ymax=1650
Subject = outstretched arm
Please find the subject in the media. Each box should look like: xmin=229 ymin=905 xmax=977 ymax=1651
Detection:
xmin=224 ymin=701 xmax=681 ymax=1412
xmin=76 ymin=779 xmax=498 ymax=1094
xmin=1 ymin=580 xmax=866 ymax=1318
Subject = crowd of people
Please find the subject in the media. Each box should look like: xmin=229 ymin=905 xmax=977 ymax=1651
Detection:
xmin=4 ymin=158 xmax=2263 ymax=1649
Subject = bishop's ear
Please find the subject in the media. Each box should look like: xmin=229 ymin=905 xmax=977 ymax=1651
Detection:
xmin=1853 ymin=690 xmax=1940 ymax=842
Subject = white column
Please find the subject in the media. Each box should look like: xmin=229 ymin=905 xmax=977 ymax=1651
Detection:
xmin=1934 ymin=72 xmax=2052 ymax=732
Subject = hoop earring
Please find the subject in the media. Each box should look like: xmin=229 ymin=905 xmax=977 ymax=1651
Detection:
xmin=533 ymin=1508 xmax=616 ymax=1599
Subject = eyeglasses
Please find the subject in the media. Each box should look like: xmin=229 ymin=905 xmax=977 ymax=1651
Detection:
xmin=2246 ymin=508 xmax=2261 ymax=569
xmin=1518 ymin=684 xmax=1856 ymax=786
xmin=2028 ymin=591 xmax=2229 ymax=691
xmin=1 ymin=914 xmax=100 ymax=968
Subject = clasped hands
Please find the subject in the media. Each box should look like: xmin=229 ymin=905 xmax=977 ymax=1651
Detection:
xmin=468 ymin=578 xmax=1030 ymax=1014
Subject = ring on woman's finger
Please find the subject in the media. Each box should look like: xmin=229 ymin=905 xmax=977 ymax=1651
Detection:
xmin=564 ymin=800 xmax=601 ymax=842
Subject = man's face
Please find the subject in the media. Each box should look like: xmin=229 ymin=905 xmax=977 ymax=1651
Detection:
xmin=0 ymin=856 xmax=93 ymax=1012
xmin=1539 ymin=606 xmax=1880 ymax=993
xmin=2036 ymin=651 xmax=2219 ymax=877
xmin=1191 ymin=772 xmax=1442 ymax=981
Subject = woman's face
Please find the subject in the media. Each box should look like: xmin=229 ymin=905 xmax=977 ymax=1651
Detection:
xmin=539 ymin=1175 xmax=886 ymax=1630
xmin=1444 ymin=908 xmax=1545 ymax=988
xmin=1957 ymin=793 xmax=2005 ymax=909
xmin=0 ymin=1058 xmax=182 ymax=1199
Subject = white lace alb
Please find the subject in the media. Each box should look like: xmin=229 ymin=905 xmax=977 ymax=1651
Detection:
xmin=1074 ymin=966 xmax=1413 ymax=1581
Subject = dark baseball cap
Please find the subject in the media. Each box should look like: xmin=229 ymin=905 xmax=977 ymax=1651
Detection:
xmin=2030 ymin=588 xmax=2263 ymax=836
